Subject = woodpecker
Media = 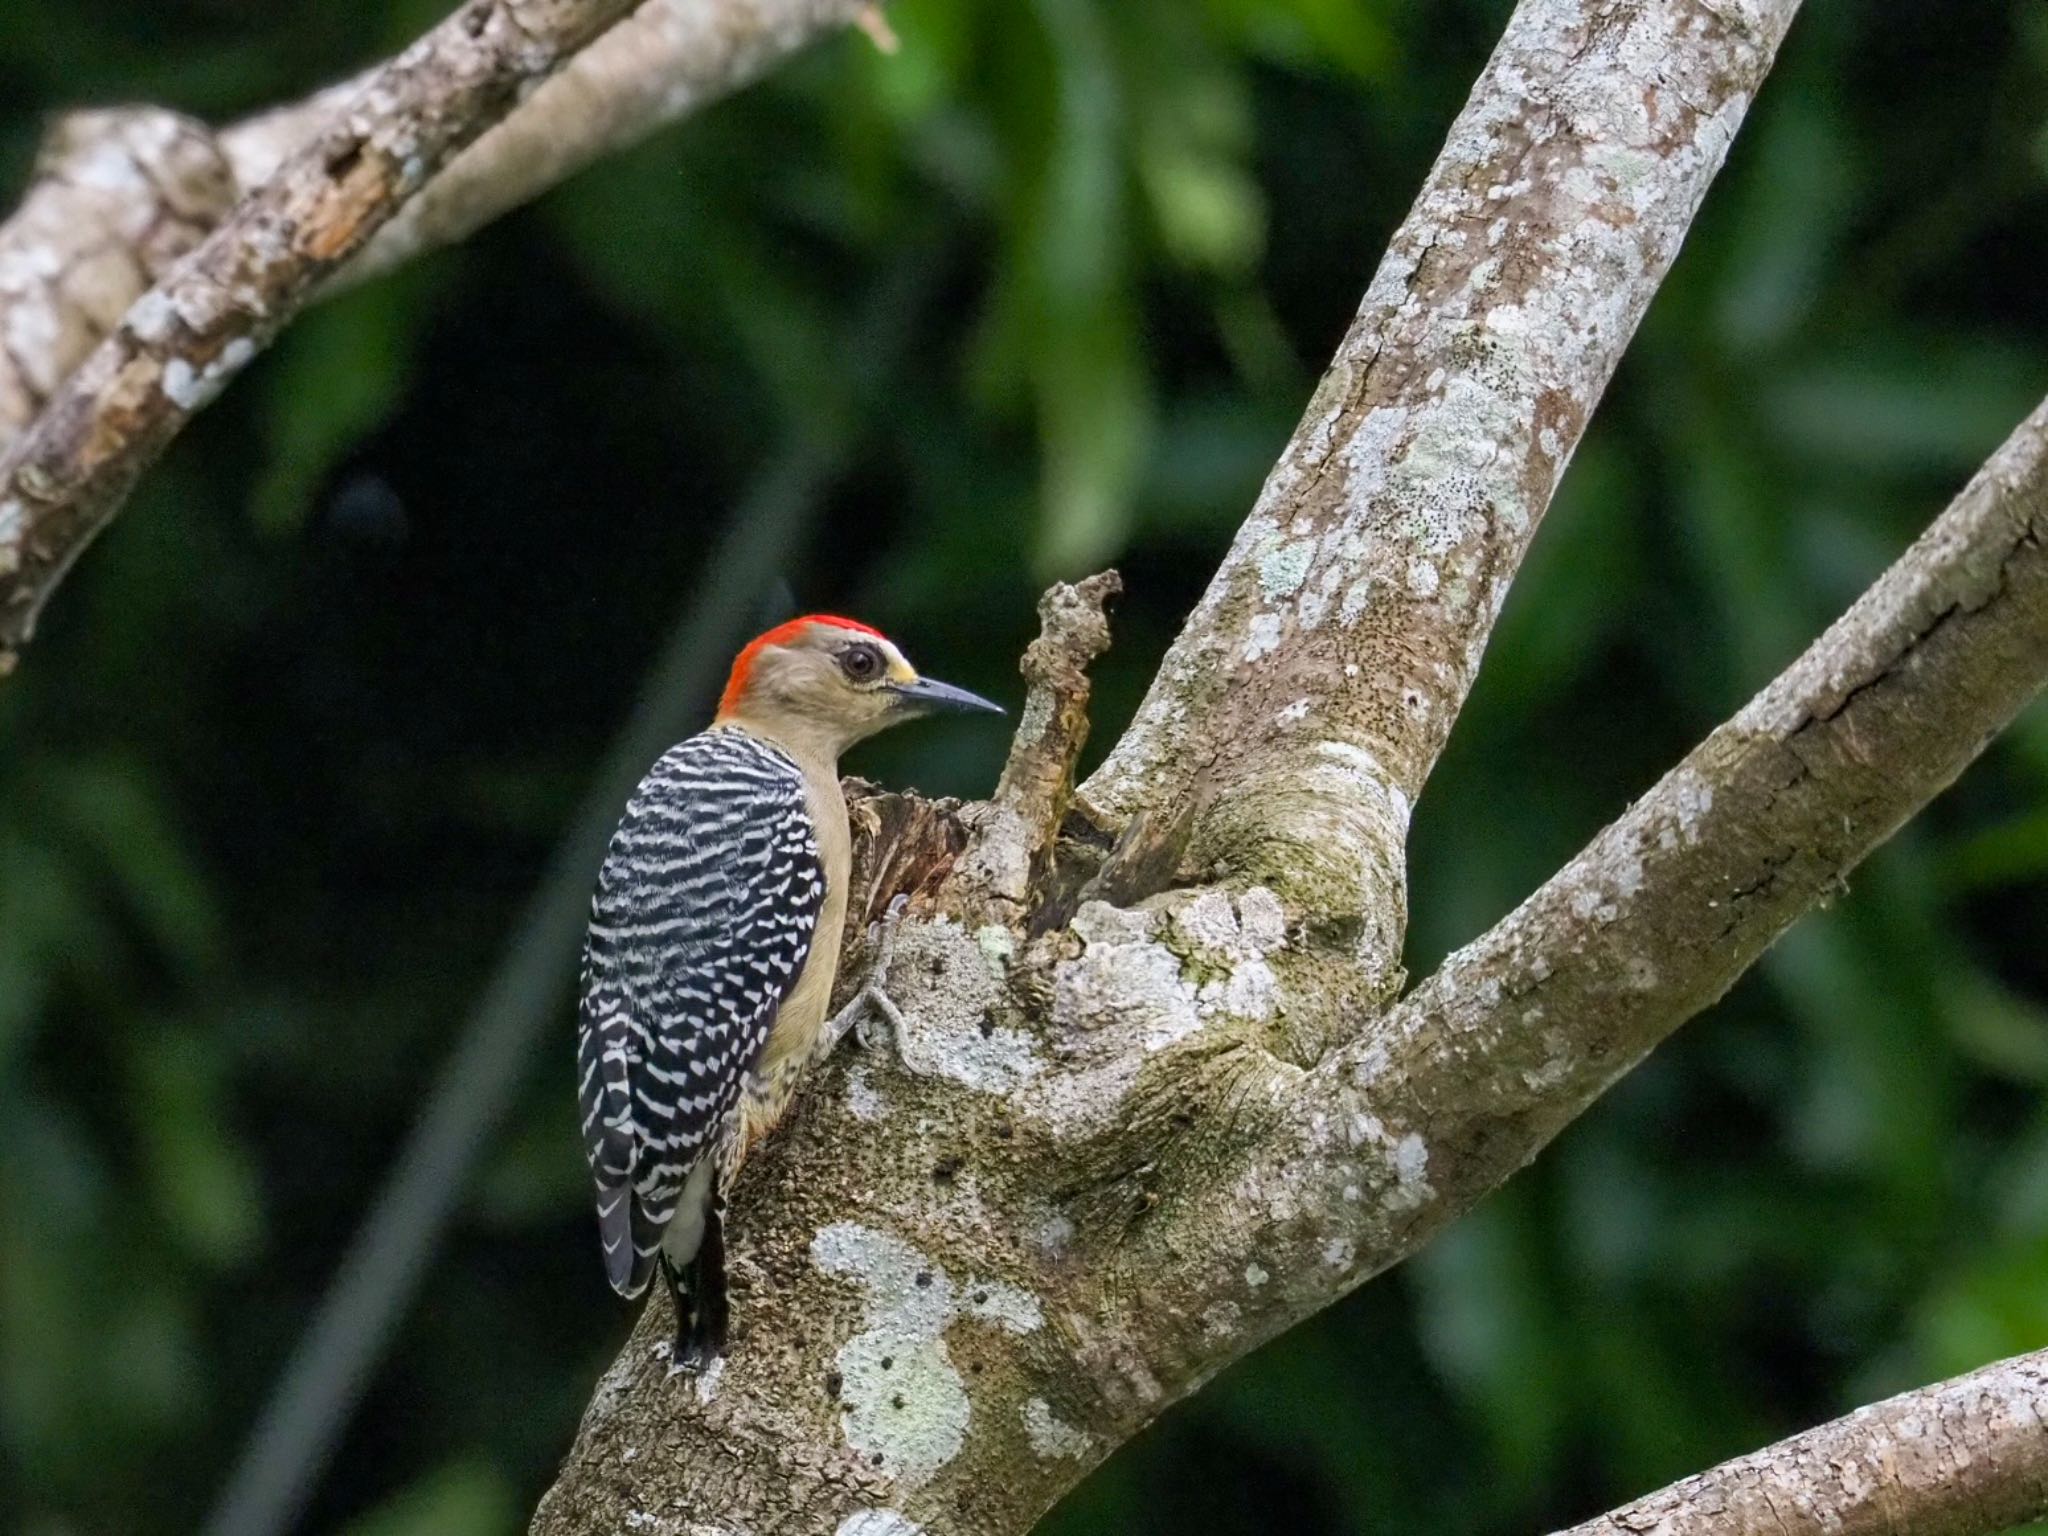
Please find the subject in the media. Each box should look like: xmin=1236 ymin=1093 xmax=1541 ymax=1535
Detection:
xmin=575 ymin=615 xmax=1002 ymax=1370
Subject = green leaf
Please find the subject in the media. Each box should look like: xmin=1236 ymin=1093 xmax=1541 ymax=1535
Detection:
xmin=1033 ymin=300 xmax=1153 ymax=575
xmin=44 ymin=758 xmax=219 ymax=976
xmin=128 ymin=1029 xmax=263 ymax=1268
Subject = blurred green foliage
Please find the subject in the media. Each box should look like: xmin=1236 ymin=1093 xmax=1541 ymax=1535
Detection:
xmin=3 ymin=0 xmax=2047 ymax=1533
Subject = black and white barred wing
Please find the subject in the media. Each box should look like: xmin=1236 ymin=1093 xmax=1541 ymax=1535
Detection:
xmin=575 ymin=729 xmax=825 ymax=1298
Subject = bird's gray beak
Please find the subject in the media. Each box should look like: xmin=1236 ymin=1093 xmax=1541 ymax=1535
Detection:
xmin=893 ymin=676 xmax=1005 ymax=716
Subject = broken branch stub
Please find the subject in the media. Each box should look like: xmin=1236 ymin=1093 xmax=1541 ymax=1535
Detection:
xmin=950 ymin=571 xmax=1121 ymax=929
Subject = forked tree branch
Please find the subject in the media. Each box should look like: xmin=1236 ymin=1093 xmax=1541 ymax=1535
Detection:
xmin=1170 ymin=394 xmax=2048 ymax=1360
xmin=6 ymin=1 xmax=2035 ymax=1533
xmin=529 ymin=3 xmax=1843 ymax=1533
xmin=0 ymin=0 xmax=878 ymax=672
xmin=1554 ymin=1347 xmax=2048 ymax=1536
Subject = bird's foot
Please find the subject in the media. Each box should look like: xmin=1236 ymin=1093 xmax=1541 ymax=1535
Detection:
xmin=825 ymin=893 xmax=911 ymax=1056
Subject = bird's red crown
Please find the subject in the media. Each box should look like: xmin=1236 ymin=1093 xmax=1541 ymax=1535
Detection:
xmin=718 ymin=614 xmax=885 ymax=717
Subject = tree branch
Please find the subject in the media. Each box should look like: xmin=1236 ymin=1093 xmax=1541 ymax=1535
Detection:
xmin=950 ymin=571 xmax=1122 ymax=928
xmin=0 ymin=0 xmax=871 ymax=459
xmin=0 ymin=109 xmax=235 ymax=441
xmin=1552 ymin=1348 xmax=2048 ymax=1536
xmin=1353 ymin=394 xmax=2048 ymax=1209
xmin=218 ymin=0 xmax=871 ymax=291
xmin=1079 ymin=0 xmax=1801 ymax=1032
xmin=0 ymin=0 xmax=886 ymax=672
xmin=526 ymin=4 xmax=1831 ymax=1532
xmin=1131 ymin=395 xmax=2048 ymax=1366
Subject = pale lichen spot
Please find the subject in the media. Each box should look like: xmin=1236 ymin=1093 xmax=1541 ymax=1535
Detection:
xmin=846 ymin=1063 xmax=887 ymax=1122
xmin=1202 ymin=1299 xmax=1241 ymax=1340
xmin=1274 ymin=698 xmax=1312 ymax=727
xmin=1243 ymin=611 xmax=1284 ymax=662
xmin=888 ymin=921 xmax=1042 ymax=1094
xmin=811 ymin=1224 xmax=1043 ymax=1489
xmin=1394 ymin=1133 xmax=1431 ymax=1191
xmin=1407 ymin=559 xmax=1440 ymax=598
xmin=1035 ymin=1212 xmax=1076 ymax=1259
xmin=1258 ymin=538 xmax=1316 ymax=601
xmin=1237 ymin=887 xmax=1288 ymax=951
xmin=1672 ymin=771 xmax=1715 ymax=845
xmin=1244 ymin=1262 xmax=1269 ymax=1289
xmin=1323 ymin=1237 xmax=1357 ymax=1270
xmin=974 ymin=924 xmax=1016 ymax=972
xmin=1340 ymin=578 xmax=1374 ymax=626
xmin=126 ymin=290 xmax=178 ymax=344
xmin=160 ymin=357 xmax=203 ymax=409
xmin=837 ymin=1515 xmax=926 ymax=1536
xmin=1022 ymin=1398 xmax=1094 ymax=1460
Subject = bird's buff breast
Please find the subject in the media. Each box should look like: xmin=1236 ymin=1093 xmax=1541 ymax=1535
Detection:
xmin=736 ymin=762 xmax=849 ymax=1162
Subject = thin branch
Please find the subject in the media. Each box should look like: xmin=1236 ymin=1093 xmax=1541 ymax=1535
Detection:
xmin=0 ymin=109 xmax=234 ymax=442
xmin=219 ymin=0 xmax=871 ymax=291
xmin=0 ymin=2 xmax=871 ymax=460
xmin=1080 ymin=0 xmax=1803 ymax=1028
xmin=0 ymin=0 xmax=654 ymax=672
xmin=1551 ymin=1347 xmax=2048 ymax=1536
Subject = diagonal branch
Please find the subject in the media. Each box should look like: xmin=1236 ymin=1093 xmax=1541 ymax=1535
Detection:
xmin=223 ymin=0 xmax=874 ymax=293
xmin=0 ymin=1 xmax=874 ymax=457
xmin=1340 ymin=394 xmax=2048 ymax=1226
xmin=0 ymin=0 xmax=663 ymax=672
xmin=1080 ymin=0 xmax=1804 ymax=1029
xmin=1551 ymin=1347 xmax=2048 ymax=1536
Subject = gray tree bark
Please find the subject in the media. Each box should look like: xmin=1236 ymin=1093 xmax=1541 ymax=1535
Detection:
xmin=1554 ymin=1347 xmax=2048 ymax=1536
xmin=1 ymin=2 xmax=2042 ymax=1535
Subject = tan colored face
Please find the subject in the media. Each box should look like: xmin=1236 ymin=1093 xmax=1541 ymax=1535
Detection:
xmin=718 ymin=617 xmax=1003 ymax=760
xmin=727 ymin=623 xmax=923 ymax=752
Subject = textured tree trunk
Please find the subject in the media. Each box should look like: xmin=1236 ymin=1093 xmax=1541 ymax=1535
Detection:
xmin=2 ymin=2 xmax=2044 ymax=1534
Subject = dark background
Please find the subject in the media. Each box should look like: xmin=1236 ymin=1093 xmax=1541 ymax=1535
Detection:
xmin=4 ymin=0 xmax=2047 ymax=1532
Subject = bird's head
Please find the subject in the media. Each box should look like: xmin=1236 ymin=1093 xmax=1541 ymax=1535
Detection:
xmin=714 ymin=614 xmax=1003 ymax=761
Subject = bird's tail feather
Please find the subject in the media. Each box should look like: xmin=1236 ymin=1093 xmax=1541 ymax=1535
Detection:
xmin=596 ymin=1179 xmax=661 ymax=1298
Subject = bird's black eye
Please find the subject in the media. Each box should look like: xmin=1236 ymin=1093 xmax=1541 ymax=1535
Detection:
xmin=839 ymin=642 xmax=883 ymax=683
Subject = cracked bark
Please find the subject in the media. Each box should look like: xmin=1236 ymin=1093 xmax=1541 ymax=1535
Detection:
xmin=0 ymin=0 xmax=874 ymax=669
xmin=1552 ymin=1347 xmax=2048 ymax=1536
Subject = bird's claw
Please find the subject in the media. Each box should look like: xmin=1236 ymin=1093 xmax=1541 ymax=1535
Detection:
xmin=825 ymin=893 xmax=910 ymax=1056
